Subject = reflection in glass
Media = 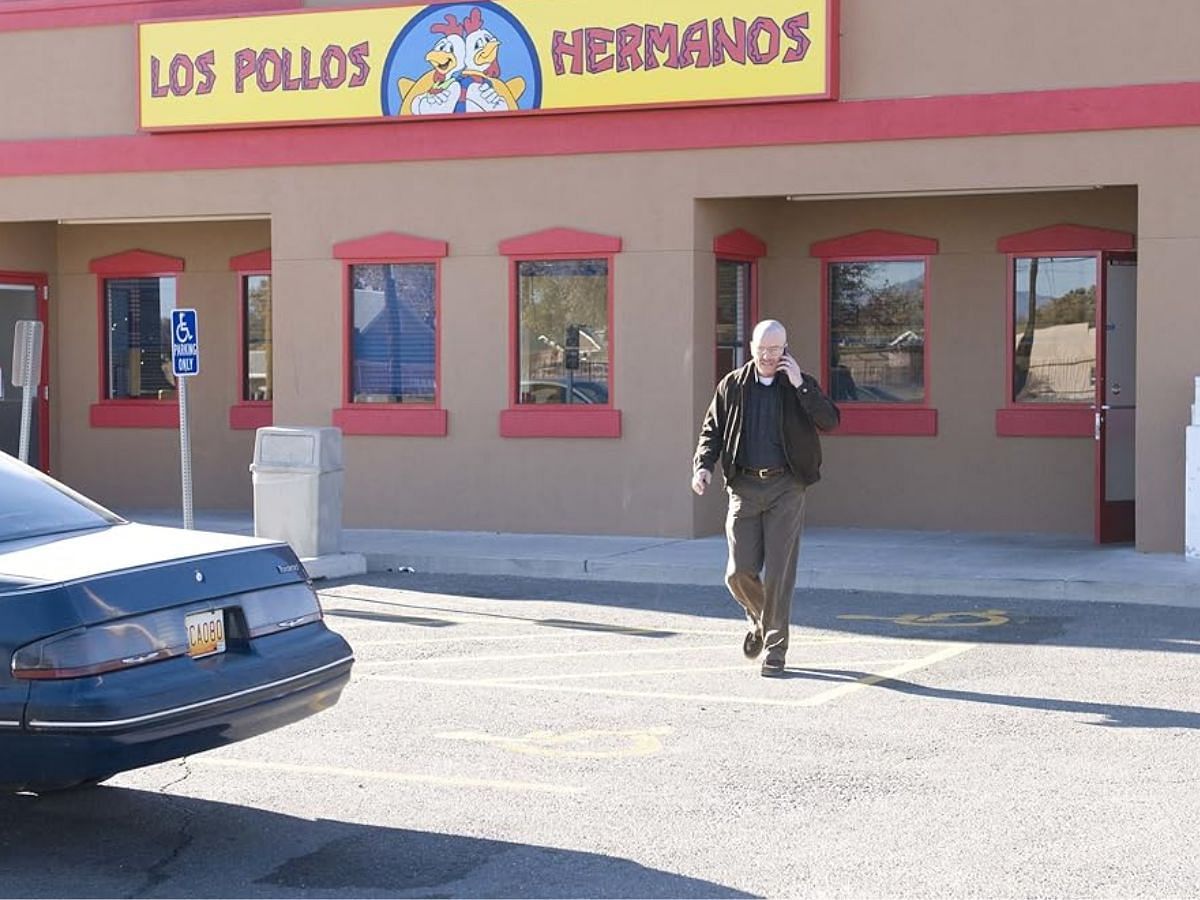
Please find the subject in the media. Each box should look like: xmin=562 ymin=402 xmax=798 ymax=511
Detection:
xmin=243 ymin=274 xmax=272 ymax=401
xmin=716 ymin=260 xmax=750 ymax=381
xmin=1012 ymin=256 xmax=1096 ymax=403
xmin=105 ymin=277 xmax=177 ymax=400
xmin=828 ymin=260 xmax=925 ymax=403
xmin=517 ymin=259 xmax=609 ymax=405
xmin=350 ymin=263 xmax=436 ymax=404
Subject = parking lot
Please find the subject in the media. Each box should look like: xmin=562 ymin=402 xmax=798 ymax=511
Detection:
xmin=3 ymin=574 xmax=1200 ymax=898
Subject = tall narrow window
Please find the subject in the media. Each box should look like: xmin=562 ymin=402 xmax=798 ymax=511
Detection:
xmin=243 ymin=274 xmax=272 ymax=402
xmin=349 ymin=262 xmax=436 ymax=404
xmin=516 ymin=259 xmax=609 ymax=406
xmin=716 ymin=260 xmax=750 ymax=379
xmin=828 ymin=259 xmax=927 ymax=404
xmin=105 ymin=276 xmax=177 ymax=400
xmin=1011 ymin=256 xmax=1096 ymax=404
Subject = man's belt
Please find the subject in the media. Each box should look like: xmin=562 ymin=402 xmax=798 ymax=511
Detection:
xmin=737 ymin=465 xmax=788 ymax=479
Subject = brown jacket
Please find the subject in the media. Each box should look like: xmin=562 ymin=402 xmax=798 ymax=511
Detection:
xmin=694 ymin=362 xmax=840 ymax=487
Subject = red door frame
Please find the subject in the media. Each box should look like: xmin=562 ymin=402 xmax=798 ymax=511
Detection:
xmin=0 ymin=270 xmax=50 ymax=472
xmin=1095 ymin=251 xmax=1137 ymax=543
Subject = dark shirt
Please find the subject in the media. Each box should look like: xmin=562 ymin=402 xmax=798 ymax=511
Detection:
xmin=736 ymin=376 xmax=788 ymax=470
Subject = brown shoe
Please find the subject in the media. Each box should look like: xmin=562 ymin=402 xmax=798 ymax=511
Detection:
xmin=742 ymin=627 xmax=763 ymax=659
xmin=760 ymin=655 xmax=786 ymax=677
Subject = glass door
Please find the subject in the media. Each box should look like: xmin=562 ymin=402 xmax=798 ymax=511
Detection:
xmin=1095 ymin=253 xmax=1137 ymax=543
xmin=0 ymin=277 xmax=49 ymax=470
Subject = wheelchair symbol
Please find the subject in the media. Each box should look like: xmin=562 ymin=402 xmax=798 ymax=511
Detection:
xmin=838 ymin=609 xmax=1010 ymax=628
xmin=174 ymin=314 xmax=194 ymax=345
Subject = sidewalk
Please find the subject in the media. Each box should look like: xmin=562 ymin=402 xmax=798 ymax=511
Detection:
xmin=120 ymin=508 xmax=1200 ymax=609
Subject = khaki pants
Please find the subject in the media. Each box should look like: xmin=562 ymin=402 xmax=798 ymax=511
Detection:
xmin=724 ymin=474 xmax=807 ymax=658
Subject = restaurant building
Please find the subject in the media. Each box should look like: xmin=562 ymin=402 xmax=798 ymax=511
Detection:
xmin=0 ymin=0 xmax=1197 ymax=552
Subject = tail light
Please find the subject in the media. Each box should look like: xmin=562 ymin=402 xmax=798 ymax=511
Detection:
xmin=12 ymin=582 xmax=323 ymax=681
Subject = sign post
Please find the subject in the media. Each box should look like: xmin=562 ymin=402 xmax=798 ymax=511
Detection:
xmin=11 ymin=320 xmax=44 ymax=466
xmin=171 ymin=309 xmax=199 ymax=530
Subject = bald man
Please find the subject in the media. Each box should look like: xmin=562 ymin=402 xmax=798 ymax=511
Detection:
xmin=692 ymin=320 xmax=840 ymax=676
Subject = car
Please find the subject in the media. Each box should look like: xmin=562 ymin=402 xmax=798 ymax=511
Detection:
xmin=519 ymin=379 xmax=609 ymax=405
xmin=0 ymin=451 xmax=354 ymax=793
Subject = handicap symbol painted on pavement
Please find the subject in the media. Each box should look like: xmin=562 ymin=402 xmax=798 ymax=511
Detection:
xmin=838 ymin=609 xmax=1011 ymax=628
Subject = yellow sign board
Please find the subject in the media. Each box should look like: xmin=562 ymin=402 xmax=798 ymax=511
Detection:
xmin=138 ymin=1 xmax=836 ymax=130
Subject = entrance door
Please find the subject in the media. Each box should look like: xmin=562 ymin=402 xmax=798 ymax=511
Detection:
xmin=1095 ymin=253 xmax=1136 ymax=543
xmin=0 ymin=276 xmax=49 ymax=471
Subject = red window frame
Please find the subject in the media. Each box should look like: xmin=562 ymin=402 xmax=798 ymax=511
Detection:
xmin=811 ymin=230 xmax=939 ymax=437
xmin=995 ymin=224 xmax=1135 ymax=437
xmin=331 ymin=232 xmax=448 ymax=437
xmin=499 ymin=227 xmax=622 ymax=439
xmin=88 ymin=248 xmax=185 ymax=429
xmin=713 ymin=229 xmax=764 ymax=384
xmin=229 ymin=248 xmax=273 ymax=431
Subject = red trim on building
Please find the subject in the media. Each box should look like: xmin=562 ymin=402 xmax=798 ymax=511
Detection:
xmin=996 ymin=224 xmax=1135 ymax=254
xmin=334 ymin=232 xmax=449 ymax=261
xmin=714 ymin=229 xmax=768 ymax=258
xmin=89 ymin=399 xmax=177 ymax=429
xmin=831 ymin=407 xmax=938 ymax=437
xmin=334 ymin=232 xmax=447 ymax=435
xmin=333 ymin=406 xmax=448 ymax=437
xmin=499 ymin=228 xmax=621 ymax=257
xmin=810 ymin=229 xmax=939 ymax=258
xmin=229 ymin=401 xmax=272 ymax=431
xmin=228 ymin=248 xmax=271 ymax=271
xmin=814 ymin=231 xmax=936 ymax=436
xmin=995 ymin=407 xmax=1093 ymax=438
xmin=500 ymin=408 xmax=622 ymax=439
xmin=89 ymin=248 xmax=184 ymax=275
xmin=0 ymin=0 xmax=298 ymax=32
xmin=3 ymin=81 xmax=1200 ymax=177
xmin=500 ymin=228 xmax=621 ymax=439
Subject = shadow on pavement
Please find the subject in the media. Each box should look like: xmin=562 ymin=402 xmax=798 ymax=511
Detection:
xmin=0 ymin=785 xmax=751 ymax=899
xmin=784 ymin=667 xmax=1200 ymax=730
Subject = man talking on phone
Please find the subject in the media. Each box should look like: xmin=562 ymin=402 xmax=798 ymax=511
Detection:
xmin=692 ymin=319 xmax=840 ymax=677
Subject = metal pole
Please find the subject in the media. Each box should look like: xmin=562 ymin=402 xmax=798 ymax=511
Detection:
xmin=17 ymin=325 xmax=35 ymax=465
xmin=179 ymin=376 xmax=194 ymax=530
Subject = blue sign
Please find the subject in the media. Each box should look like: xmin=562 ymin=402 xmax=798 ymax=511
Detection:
xmin=171 ymin=308 xmax=199 ymax=377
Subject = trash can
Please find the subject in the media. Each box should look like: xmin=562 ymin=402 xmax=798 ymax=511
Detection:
xmin=250 ymin=426 xmax=344 ymax=559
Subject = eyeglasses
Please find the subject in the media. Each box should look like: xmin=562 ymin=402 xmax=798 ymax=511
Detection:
xmin=752 ymin=345 xmax=786 ymax=357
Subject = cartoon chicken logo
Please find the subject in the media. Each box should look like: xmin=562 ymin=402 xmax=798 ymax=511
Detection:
xmin=394 ymin=6 xmax=526 ymax=116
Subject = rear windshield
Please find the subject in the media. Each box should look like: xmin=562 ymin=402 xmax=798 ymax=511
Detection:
xmin=0 ymin=454 xmax=121 ymax=543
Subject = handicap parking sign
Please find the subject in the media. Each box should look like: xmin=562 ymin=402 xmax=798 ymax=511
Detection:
xmin=171 ymin=309 xmax=199 ymax=377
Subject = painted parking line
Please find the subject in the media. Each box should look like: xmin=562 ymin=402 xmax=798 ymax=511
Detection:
xmin=191 ymin=757 xmax=582 ymax=795
xmin=362 ymin=645 xmax=974 ymax=709
xmin=437 ymin=727 xmax=673 ymax=759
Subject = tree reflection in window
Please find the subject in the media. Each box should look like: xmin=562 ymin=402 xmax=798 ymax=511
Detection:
xmin=1012 ymin=256 xmax=1096 ymax=404
xmin=829 ymin=260 xmax=926 ymax=403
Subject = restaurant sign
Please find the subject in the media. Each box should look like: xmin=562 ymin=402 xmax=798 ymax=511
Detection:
xmin=138 ymin=0 xmax=836 ymax=130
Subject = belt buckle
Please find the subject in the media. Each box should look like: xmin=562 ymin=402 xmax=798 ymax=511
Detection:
xmin=755 ymin=467 xmax=770 ymax=478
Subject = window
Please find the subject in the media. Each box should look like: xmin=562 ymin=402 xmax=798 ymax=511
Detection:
xmin=828 ymin=260 xmax=927 ymax=404
xmin=89 ymin=249 xmax=185 ymax=429
xmin=499 ymin=228 xmax=621 ymax=438
xmin=331 ymin=232 xmax=447 ymax=436
xmin=995 ymin=224 xmax=1134 ymax=437
xmin=229 ymin=249 xmax=273 ymax=430
xmin=713 ymin=229 xmax=764 ymax=383
xmin=349 ymin=262 xmax=436 ymax=403
xmin=104 ymin=277 xmax=176 ymax=400
xmin=810 ymin=230 xmax=939 ymax=436
xmin=516 ymin=259 xmax=609 ymax=406
xmin=1011 ymin=256 xmax=1096 ymax=404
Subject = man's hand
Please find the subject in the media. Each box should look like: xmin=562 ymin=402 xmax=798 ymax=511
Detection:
xmin=691 ymin=468 xmax=712 ymax=496
xmin=778 ymin=353 xmax=804 ymax=388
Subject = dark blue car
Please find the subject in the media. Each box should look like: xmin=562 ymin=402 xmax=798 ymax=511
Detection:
xmin=0 ymin=452 xmax=354 ymax=793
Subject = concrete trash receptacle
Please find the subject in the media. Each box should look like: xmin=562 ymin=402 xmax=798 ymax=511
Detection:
xmin=250 ymin=426 xmax=344 ymax=559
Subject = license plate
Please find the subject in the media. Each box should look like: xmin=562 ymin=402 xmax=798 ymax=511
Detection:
xmin=186 ymin=609 xmax=226 ymax=659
